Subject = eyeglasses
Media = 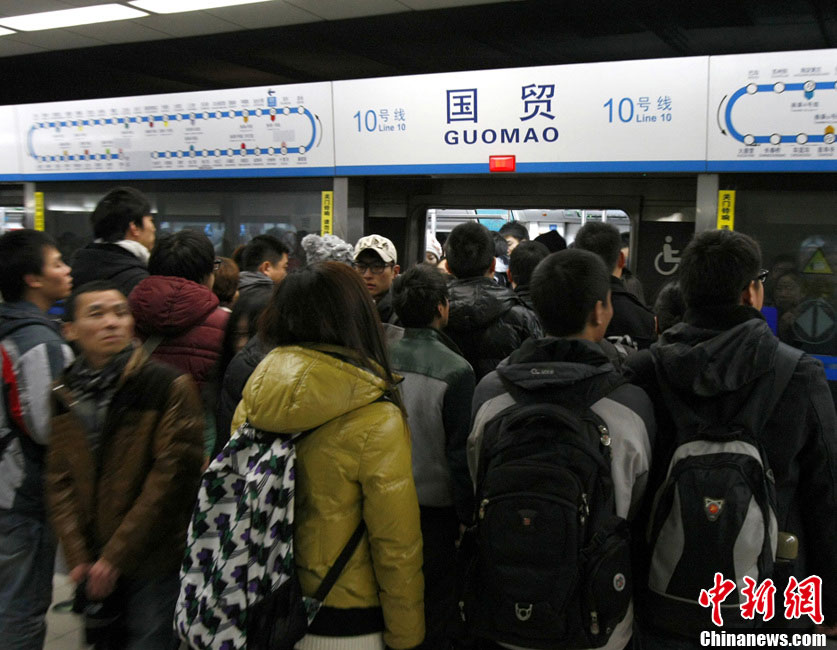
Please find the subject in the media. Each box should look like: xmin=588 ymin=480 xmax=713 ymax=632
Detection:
xmin=352 ymin=262 xmax=393 ymax=275
xmin=756 ymin=269 xmax=769 ymax=284
xmin=213 ymin=258 xmax=223 ymax=271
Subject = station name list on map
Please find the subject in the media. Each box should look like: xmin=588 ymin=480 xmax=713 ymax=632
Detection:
xmin=19 ymin=82 xmax=334 ymax=177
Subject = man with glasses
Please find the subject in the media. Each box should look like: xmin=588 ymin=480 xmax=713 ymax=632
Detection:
xmin=628 ymin=229 xmax=837 ymax=647
xmin=353 ymin=234 xmax=402 ymax=325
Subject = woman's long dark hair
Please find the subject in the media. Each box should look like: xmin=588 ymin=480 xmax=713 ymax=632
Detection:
xmin=260 ymin=261 xmax=398 ymax=388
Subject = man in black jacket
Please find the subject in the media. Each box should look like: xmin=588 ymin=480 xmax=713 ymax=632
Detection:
xmin=575 ymin=222 xmax=656 ymax=349
xmin=628 ymin=229 xmax=837 ymax=647
xmin=444 ymin=222 xmax=541 ymax=381
xmin=508 ymin=239 xmax=550 ymax=311
xmin=70 ymin=187 xmax=155 ymax=298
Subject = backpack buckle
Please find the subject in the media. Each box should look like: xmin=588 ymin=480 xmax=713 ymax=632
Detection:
xmin=515 ymin=603 xmax=533 ymax=621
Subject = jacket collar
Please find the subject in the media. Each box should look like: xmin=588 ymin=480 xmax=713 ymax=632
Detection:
xmin=683 ymin=304 xmax=765 ymax=331
xmin=402 ymin=326 xmax=464 ymax=356
xmin=0 ymin=301 xmax=59 ymax=338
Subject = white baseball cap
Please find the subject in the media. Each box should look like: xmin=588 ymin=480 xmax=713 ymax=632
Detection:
xmin=354 ymin=234 xmax=397 ymax=264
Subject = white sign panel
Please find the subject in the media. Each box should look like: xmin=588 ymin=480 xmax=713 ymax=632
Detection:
xmin=14 ymin=82 xmax=334 ymax=179
xmin=708 ymin=49 xmax=837 ymax=170
xmin=0 ymin=106 xmax=21 ymax=176
xmin=333 ymin=57 xmax=709 ymax=174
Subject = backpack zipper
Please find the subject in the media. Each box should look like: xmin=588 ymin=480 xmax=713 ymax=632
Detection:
xmin=478 ymin=491 xmax=587 ymax=523
xmin=590 ymin=610 xmax=600 ymax=635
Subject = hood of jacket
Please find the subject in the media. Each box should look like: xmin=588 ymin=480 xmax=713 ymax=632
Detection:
xmin=446 ymin=277 xmax=522 ymax=332
xmin=71 ymin=242 xmax=145 ymax=277
xmin=241 ymin=344 xmax=391 ymax=433
xmin=129 ymin=275 xmax=220 ymax=336
xmin=651 ymin=305 xmax=778 ymax=398
xmin=496 ymin=336 xmax=621 ymax=407
xmin=238 ymin=271 xmax=273 ymax=291
xmin=0 ymin=301 xmax=60 ymax=339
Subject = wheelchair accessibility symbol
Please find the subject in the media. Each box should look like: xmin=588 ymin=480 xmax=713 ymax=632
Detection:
xmin=654 ymin=236 xmax=681 ymax=276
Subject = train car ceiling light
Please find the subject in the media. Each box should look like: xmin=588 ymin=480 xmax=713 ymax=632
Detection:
xmin=0 ymin=27 xmax=14 ymax=36
xmin=129 ymin=0 xmax=276 ymax=14
xmin=0 ymin=5 xmax=148 ymax=31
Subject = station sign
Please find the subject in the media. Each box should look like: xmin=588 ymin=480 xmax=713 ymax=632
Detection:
xmin=0 ymin=106 xmax=21 ymax=177
xmin=708 ymin=50 xmax=837 ymax=171
xmin=12 ymin=82 xmax=334 ymax=180
xmin=332 ymin=57 xmax=709 ymax=175
xmin=0 ymin=48 xmax=836 ymax=179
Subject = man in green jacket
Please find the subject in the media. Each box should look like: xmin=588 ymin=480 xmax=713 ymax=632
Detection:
xmin=390 ymin=264 xmax=476 ymax=650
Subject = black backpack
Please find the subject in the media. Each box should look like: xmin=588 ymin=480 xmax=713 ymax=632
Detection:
xmin=643 ymin=343 xmax=803 ymax=636
xmin=462 ymin=394 xmax=632 ymax=649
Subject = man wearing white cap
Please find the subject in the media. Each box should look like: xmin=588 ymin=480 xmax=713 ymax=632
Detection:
xmin=353 ymin=234 xmax=402 ymax=325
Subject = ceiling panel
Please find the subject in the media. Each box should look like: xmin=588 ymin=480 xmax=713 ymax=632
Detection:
xmin=67 ymin=19 xmax=170 ymax=44
xmin=0 ymin=37 xmax=47 ymax=56
xmin=399 ymin=0 xmax=514 ymax=8
xmin=0 ymin=0 xmax=833 ymax=108
xmin=204 ymin=2 xmax=322 ymax=29
xmin=5 ymin=28 xmax=104 ymax=48
xmin=283 ymin=0 xmax=407 ymax=21
xmin=136 ymin=11 xmax=242 ymax=37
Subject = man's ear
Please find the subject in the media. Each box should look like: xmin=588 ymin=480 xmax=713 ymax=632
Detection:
xmin=592 ymin=300 xmax=606 ymax=327
xmin=393 ymin=264 xmax=400 ymax=276
xmin=489 ymin=257 xmax=496 ymax=274
xmin=617 ymin=249 xmax=627 ymax=270
xmin=62 ymin=321 xmax=76 ymax=342
xmin=507 ymin=269 xmax=516 ymax=289
xmin=22 ymin=273 xmax=41 ymax=291
xmin=258 ymin=260 xmax=273 ymax=276
xmin=741 ymin=281 xmax=757 ymax=307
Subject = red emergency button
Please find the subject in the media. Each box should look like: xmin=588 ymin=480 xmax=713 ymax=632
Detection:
xmin=489 ymin=155 xmax=516 ymax=172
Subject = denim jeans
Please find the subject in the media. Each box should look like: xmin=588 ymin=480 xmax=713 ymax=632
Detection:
xmin=0 ymin=511 xmax=56 ymax=650
xmin=117 ymin=573 xmax=180 ymax=650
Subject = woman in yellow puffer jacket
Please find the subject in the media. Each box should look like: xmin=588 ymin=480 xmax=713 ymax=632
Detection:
xmin=232 ymin=262 xmax=425 ymax=650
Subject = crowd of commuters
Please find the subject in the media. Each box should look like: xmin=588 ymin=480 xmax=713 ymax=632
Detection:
xmin=0 ymin=185 xmax=835 ymax=650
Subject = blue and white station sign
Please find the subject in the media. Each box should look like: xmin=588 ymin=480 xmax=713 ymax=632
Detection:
xmin=12 ymin=82 xmax=335 ymax=180
xmin=708 ymin=49 xmax=837 ymax=172
xmin=332 ymin=57 xmax=709 ymax=175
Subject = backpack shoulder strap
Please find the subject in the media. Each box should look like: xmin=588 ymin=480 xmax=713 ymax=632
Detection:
xmin=312 ymin=521 xmax=367 ymax=602
xmin=141 ymin=334 xmax=165 ymax=358
xmin=757 ymin=342 xmax=803 ymax=432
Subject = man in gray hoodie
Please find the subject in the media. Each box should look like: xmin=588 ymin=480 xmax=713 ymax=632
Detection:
xmin=0 ymin=229 xmax=74 ymax=648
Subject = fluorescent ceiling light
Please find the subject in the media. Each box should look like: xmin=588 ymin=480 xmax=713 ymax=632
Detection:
xmin=129 ymin=0 xmax=275 ymax=14
xmin=0 ymin=5 xmax=147 ymax=32
xmin=0 ymin=26 xmax=15 ymax=36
